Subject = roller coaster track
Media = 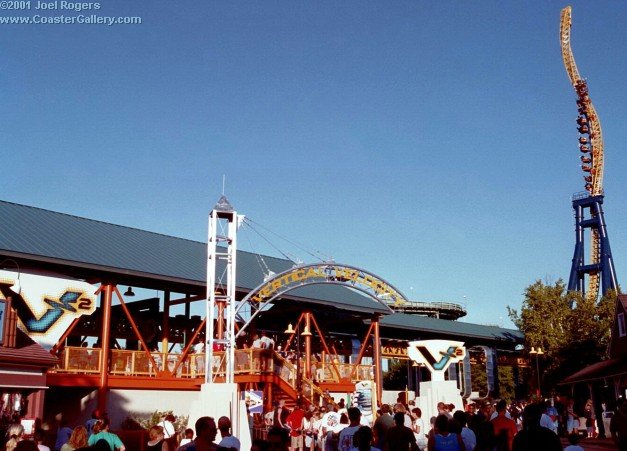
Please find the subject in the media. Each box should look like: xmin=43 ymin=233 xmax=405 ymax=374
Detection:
xmin=560 ymin=6 xmax=603 ymax=300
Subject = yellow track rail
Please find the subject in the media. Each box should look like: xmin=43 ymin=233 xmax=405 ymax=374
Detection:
xmin=560 ymin=6 xmax=604 ymax=300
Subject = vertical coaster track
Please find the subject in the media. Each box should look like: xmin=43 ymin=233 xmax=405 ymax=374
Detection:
xmin=560 ymin=6 xmax=605 ymax=300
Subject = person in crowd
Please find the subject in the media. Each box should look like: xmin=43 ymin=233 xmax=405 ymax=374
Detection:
xmin=54 ymin=419 xmax=73 ymax=451
xmin=351 ymin=426 xmax=379 ymax=451
xmin=6 ymin=423 xmax=25 ymax=451
xmin=158 ymin=414 xmax=177 ymax=441
xmin=563 ymin=433 xmax=584 ymax=451
xmin=177 ymin=416 xmax=218 ymax=451
xmin=511 ymin=403 xmax=561 ymax=451
xmin=566 ymin=398 xmax=577 ymax=434
xmin=436 ymin=403 xmax=452 ymax=420
xmin=392 ymin=404 xmax=413 ymax=429
xmin=583 ymin=399 xmax=595 ymax=438
xmin=427 ymin=414 xmax=464 ymax=451
xmin=338 ymin=408 xmax=363 ymax=451
xmin=60 ymin=426 xmax=88 ymax=451
xmin=15 ymin=441 xmax=39 ymax=451
xmin=285 ymin=402 xmax=305 ymax=451
xmin=87 ymin=419 xmax=125 ymax=451
xmin=146 ymin=425 xmax=170 ymax=451
xmin=85 ymin=411 xmax=102 ymax=437
xmin=251 ymin=438 xmax=270 ymax=451
xmin=372 ymin=404 xmax=394 ymax=450
xmin=469 ymin=402 xmax=494 ymax=451
xmin=267 ymin=427 xmax=290 ymax=451
xmin=452 ymin=411 xmax=475 ymax=451
xmin=75 ymin=439 xmax=110 ymax=451
xmin=179 ymin=429 xmax=194 ymax=447
xmin=490 ymin=400 xmax=517 ymax=451
xmin=386 ymin=412 xmax=419 ymax=451
xmin=34 ymin=429 xmax=50 ymax=451
xmin=410 ymin=407 xmax=428 ymax=450
xmin=539 ymin=401 xmax=558 ymax=434
xmin=273 ymin=400 xmax=289 ymax=430
xmin=217 ymin=416 xmax=240 ymax=451
xmin=325 ymin=413 xmax=349 ymax=451
xmin=300 ymin=410 xmax=316 ymax=451
xmin=610 ymin=397 xmax=627 ymax=450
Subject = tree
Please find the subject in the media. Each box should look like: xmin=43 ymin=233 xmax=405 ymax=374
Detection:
xmin=383 ymin=359 xmax=408 ymax=390
xmin=507 ymin=280 xmax=616 ymax=393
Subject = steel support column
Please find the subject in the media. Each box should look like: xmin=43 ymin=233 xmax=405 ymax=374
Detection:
xmin=304 ymin=312 xmax=312 ymax=379
xmin=98 ymin=284 xmax=113 ymax=413
xmin=373 ymin=315 xmax=382 ymax=402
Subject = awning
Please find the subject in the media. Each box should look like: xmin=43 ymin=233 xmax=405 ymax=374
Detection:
xmin=560 ymin=357 xmax=627 ymax=384
xmin=0 ymin=370 xmax=47 ymax=390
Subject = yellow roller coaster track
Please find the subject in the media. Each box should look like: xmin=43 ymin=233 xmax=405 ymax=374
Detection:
xmin=560 ymin=6 xmax=604 ymax=300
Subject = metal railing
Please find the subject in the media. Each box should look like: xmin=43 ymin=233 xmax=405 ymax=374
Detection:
xmin=52 ymin=347 xmax=374 ymax=384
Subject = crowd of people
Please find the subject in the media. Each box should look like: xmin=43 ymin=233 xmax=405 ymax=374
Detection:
xmin=3 ymin=396 xmax=627 ymax=451
xmin=253 ymin=396 xmax=627 ymax=450
xmin=0 ymin=411 xmax=241 ymax=451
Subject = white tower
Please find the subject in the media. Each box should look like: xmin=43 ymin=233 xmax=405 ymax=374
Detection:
xmin=206 ymin=195 xmax=239 ymax=384
xmin=189 ymin=195 xmax=250 ymax=450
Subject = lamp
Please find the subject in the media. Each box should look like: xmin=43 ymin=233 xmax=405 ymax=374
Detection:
xmin=300 ymin=325 xmax=312 ymax=337
xmin=1 ymin=259 xmax=21 ymax=295
xmin=124 ymin=286 xmax=135 ymax=297
xmin=284 ymin=323 xmax=295 ymax=334
xmin=529 ymin=346 xmax=544 ymax=396
xmin=284 ymin=321 xmax=303 ymax=401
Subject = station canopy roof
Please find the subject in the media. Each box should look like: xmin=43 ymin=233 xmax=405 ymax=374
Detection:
xmin=0 ymin=200 xmax=388 ymax=314
xmin=0 ymin=199 xmax=520 ymax=343
xmin=376 ymin=313 xmax=523 ymax=347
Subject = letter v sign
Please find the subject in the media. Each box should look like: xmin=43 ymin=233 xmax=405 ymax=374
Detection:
xmin=417 ymin=346 xmax=459 ymax=371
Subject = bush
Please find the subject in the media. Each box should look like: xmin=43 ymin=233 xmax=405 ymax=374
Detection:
xmin=122 ymin=410 xmax=188 ymax=433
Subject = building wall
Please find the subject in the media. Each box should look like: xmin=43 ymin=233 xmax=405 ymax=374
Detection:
xmin=108 ymin=389 xmax=199 ymax=428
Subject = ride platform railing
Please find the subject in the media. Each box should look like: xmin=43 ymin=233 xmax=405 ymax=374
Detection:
xmin=51 ymin=346 xmax=373 ymax=385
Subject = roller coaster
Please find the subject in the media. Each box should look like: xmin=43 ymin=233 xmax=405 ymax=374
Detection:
xmin=560 ymin=6 xmax=618 ymax=301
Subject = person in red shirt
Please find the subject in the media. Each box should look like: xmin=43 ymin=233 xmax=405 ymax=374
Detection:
xmin=491 ymin=400 xmax=518 ymax=451
xmin=286 ymin=402 xmax=306 ymax=451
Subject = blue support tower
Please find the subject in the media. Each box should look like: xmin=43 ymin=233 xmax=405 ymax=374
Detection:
xmin=567 ymin=192 xmax=618 ymax=298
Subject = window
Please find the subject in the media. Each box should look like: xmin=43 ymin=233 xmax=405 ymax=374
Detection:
xmin=618 ymin=312 xmax=626 ymax=337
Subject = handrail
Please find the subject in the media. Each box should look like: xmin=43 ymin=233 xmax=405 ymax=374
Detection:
xmin=50 ymin=346 xmax=373 ymax=387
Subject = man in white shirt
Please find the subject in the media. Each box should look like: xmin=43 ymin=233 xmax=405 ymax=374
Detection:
xmin=158 ymin=414 xmax=176 ymax=439
xmin=218 ymin=416 xmax=241 ymax=451
xmin=338 ymin=407 xmax=362 ymax=451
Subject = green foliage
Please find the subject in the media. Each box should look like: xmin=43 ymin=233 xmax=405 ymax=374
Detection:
xmin=498 ymin=366 xmax=516 ymax=403
xmin=469 ymin=356 xmax=515 ymax=402
xmin=508 ymin=280 xmax=616 ymax=393
xmin=383 ymin=359 xmax=408 ymax=390
xmin=122 ymin=410 xmax=188 ymax=432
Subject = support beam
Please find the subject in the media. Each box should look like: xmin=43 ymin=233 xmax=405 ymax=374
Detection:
xmin=97 ymin=284 xmax=113 ymax=413
xmin=163 ymin=291 xmax=170 ymax=342
xmin=373 ymin=316 xmax=382 ymax=402
xmin=113 ymin=286 xmax=160 ymax=374
xmin=304 ymin=312 xmax=312 ymax=379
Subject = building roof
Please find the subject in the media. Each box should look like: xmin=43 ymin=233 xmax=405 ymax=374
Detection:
xmin=561 ymin=357 xmax=627 ymax=384
xmin=0 ymin=328 xmax=58 ymax=367
xmin=0 ymin=200 xmax=389 ymax=314
xmin=377 ymin=313 xmax=523 ymax=346
xmin=0 ymin=199 xmax=520 ymax=339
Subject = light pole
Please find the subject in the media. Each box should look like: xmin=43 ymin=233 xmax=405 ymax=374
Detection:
xmin=529 ymin=346 xmax=544 ymax=397
xmin=284 ymin=323 xmax=302 ymax=402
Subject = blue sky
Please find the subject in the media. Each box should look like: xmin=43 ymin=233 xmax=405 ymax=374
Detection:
xmin=1 ymin=1 xmax=626 ymax=328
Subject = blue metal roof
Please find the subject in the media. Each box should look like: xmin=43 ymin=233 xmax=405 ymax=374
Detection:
xmin=0 ymin=200 xmax=389 ymax=313
xmin=0 ymin=200 xmax=522 ymax=332
xmin=378 ymin=313 xmax=523 ymax=344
